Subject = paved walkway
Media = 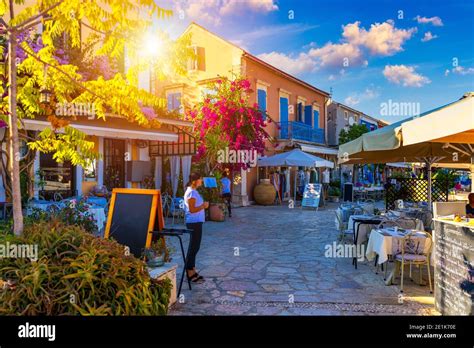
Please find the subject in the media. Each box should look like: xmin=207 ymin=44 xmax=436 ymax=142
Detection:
xmin=166 ymin=204 xmax=438 ymax=315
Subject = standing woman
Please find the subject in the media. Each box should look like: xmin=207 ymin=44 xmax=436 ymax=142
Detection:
xmin=184 ymin=172 xmax=209 ymax=283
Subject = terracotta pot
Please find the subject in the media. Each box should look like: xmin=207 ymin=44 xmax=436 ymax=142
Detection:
xmin=254 ymin=179 xmax=276 ymax=205
xmin=209 ymin=203 xmax=225 ymax=222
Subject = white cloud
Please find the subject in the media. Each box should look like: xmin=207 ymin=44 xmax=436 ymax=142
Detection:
xmin=257 ymin=51 xmax=316 ymax=75
xmin=383 ymin=65 xmax=431 ymax=87
xmin=344 ymin=86 xmax=380 ymax=106
xmin=220 ymin=0 xmax=278 ymax=15
xmin=307 ymin=20 xmax=415 ymax=69
xmin=421 ymin=31 xmax=438 ymax=42
xmin=414 ymin=15 xmax=444 ymax=26
xmin=445 ymin=66 xmax=474 ymax=76
xmin=342 ymin=20 xmax=417 ymax=56
xmin=309 ymin=42 xmax=366 ymax=68
xmin=177 ymin=0 xmax=278 ymax=26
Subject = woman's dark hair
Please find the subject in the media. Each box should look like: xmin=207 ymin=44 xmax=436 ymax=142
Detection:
xmin=187 ymin=172 xmax=202 ymax=187
xmin=469 ymin=192 xmax=474 ymax=203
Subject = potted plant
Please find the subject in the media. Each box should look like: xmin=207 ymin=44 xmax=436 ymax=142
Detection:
xmin=199 ymin=173 xmax=226 ymax=222
xmin=328 ymin=186 xmax=341 ymax=202
xmin=144 ymin=238 xmax=174 ymax=267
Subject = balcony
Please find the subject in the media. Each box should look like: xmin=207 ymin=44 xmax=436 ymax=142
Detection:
xmin=277 ymin=121 xmax=325 ymax=144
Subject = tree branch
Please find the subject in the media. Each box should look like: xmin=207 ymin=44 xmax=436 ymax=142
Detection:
xmin=11 ymin=1 xmax=64 ymax=32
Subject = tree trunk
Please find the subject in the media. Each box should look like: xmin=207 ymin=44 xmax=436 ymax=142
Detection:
xmin=8 ymin=32 xmax=24 ymax=235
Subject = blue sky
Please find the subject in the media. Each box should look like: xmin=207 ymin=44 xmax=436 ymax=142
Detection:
xmin=157 ymin=0 xmax=474 ymax=123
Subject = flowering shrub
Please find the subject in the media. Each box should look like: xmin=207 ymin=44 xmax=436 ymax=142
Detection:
xmin=186 ymin=77 xmax=272 ymax=171
xmin=28 ymin=198 xmax=97 ymax=233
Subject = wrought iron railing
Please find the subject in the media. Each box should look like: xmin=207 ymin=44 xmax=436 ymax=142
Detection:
xmin=277 ymin=121 xmax=325 ymax=144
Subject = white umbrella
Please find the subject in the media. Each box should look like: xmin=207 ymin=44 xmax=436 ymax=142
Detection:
xmin=258 ymin=148 xmax=334 ymax=203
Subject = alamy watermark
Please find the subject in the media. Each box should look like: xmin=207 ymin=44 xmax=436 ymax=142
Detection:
xmin=0 ymin=242 xmax=38 ymax=261
xmin=324 ymin=242 xmax=365 ymax=262
xmin=55 ymin=102 xmax=96 ymax=119
xmin=380 ymin=99 xmax=420 ymax=118
xmin=217 ymin=147 xmax=258 ymax=167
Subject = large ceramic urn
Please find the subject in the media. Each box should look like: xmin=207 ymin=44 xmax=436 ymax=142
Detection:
xmin=253 ymin=179 xmax=276 ymax=205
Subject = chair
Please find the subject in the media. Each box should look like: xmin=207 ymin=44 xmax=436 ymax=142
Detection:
xmin=361 ymin=199 xmax=375 ymax=215
xmin=395 ymin=217 xmax=418 ymax=230
xmin=170 ymin=197 xmax=185 ymax=226
xmin=395 ymin=231 xmax=433 ymax=293
xmin=335 ymin=210 xmax=354 ymax=243
xmin=161 ymin=193 xmax=171 ymax=219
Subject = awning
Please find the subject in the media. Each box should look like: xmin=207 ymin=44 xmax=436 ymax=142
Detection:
xmin=23 ymin=119 xmax=178 ymax=142
xmin=297 ymin=143 xmax=339 ymax=155
xmin=402 ymin=93 xmax=474 ymax=145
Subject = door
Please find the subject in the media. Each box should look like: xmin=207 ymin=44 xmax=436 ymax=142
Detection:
xmin=103 ymin=139 xmax=126 ymax=190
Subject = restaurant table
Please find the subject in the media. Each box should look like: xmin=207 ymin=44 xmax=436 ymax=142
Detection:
xmin=366 ymin=227 xmax=431 ymax=285
xmin=350 ymin=215 xmax=384 ymax=269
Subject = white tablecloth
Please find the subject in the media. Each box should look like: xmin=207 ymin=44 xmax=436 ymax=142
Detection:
xmin=366 ymin=228 xmax=431 ymax=264
xmin=87 ymin=206 xmax=106 ymax=231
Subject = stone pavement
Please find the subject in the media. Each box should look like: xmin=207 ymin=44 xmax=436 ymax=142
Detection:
xmin=165 ymin=203 xmax=438 ymax=315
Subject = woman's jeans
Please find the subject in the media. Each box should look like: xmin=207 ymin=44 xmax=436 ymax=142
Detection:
xmin=185 ymin=222 xmax=203 ymax=270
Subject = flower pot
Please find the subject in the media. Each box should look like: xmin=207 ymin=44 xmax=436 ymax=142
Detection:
xmin=254 ymin=179 xmax=276 ymax=205
xmin=209 ymin=203 xmax=226 ymax=222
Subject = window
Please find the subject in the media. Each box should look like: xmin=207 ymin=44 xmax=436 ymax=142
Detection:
xmin=297 ymin=102 xmax=303 ymax=122
xmin=344 ymin=111 xmax=348 ymax=120
xmin=167 ymin=92 xmax=182 ymax=112
xmin=257 ymin=88 xmax=267 ymax=120
xmin=187 ymin=46 xmax=206 ymax=71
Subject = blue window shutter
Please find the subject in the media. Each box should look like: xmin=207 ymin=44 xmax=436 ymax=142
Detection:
xmin=257 ymin=89 xmax=267 ymax=119
xmin=279 ymin=97 xmax=288 ymax=123
xmin=304 ymin=105 xmax=312 ymax=126
xmin=313 ymin=110 xmax=319 ymax=128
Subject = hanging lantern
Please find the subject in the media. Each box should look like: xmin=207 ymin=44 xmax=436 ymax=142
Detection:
xmin=39 ymin=88 xmax=52 ymax=104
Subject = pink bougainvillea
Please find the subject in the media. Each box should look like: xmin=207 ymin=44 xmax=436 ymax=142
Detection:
xmin=186 ymin=77 xmax=272 ymax=171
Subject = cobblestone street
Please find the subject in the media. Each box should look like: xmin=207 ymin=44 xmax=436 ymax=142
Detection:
xmin=167 ymin=204 xmax=438 ymax=315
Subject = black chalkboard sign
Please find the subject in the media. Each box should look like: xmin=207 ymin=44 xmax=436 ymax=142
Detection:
xmin=343 ymin=183 xmax=353 ymax=202
xmin=433 ymin=220 xmax=474 ymax=315
xmin=104 ymin=189 xmax=163 ymax=258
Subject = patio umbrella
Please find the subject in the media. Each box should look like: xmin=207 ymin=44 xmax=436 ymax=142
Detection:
xmin=402 ymin=92 xmax=474 ymax=193
xmin=338 ymin=93 xmax=474 ymax=208
xmin=258 ymin=148 xmax=334 ymax=203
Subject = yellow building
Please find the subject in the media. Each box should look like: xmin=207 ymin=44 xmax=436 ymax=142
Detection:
xmin=156 ymin=23 xmax=336 ymax=205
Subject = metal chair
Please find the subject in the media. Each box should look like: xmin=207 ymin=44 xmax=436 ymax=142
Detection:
xmin=170 ymin=197 xmax=185 ymax=226
xmin=395 ymin=231 xmax=433 ymax=293
xmin=335 ymin=210 xmax=354 ymax=243
xmin=395 ymin=217 xmax=418 ymax=230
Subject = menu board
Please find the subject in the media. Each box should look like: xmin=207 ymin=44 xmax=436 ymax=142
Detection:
xmin=302 ymin=183 xmax=322 ymax=209
xmin=433 ymin=220 xmax=474 ymax=315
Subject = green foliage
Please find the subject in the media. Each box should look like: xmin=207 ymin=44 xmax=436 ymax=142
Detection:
xmin=338 ymin=124 xmax=369 ymax=145
xmin=432 ymin=169 xmax=458 ymax=189
xmin=2 ymin=0 xmax=194 ymax=168
xmin=26 ymin=198 xmax=98 ymax=234
xmin=329 ymin=180 xmax=341 ymax=189
xmin=328 ymin=186 xmax=341 ymax=197
xmin=0 ymin=221 xmax=171 ymax=315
